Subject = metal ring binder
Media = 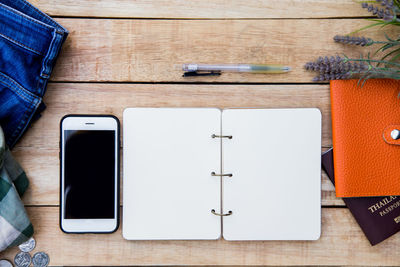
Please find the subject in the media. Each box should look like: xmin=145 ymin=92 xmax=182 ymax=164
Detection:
xmin=211 ymin=134 xmax=232 ymax=139
xmin=211 ymin=209 xmax=232 ymax=216
xmin=210 ymin=132 xmax=233 ymax=218
xmin=211 ymin=172 xmax=233 ymax=177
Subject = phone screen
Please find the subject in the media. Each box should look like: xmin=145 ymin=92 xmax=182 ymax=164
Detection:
xmin=64 ymin=130 xmax=116 ymax=219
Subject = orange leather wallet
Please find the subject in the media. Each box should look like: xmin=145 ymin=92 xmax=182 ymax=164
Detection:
xmin=331 ymin=79 xmax=400 ymax=197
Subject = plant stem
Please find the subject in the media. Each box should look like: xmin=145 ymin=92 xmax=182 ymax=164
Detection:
xmin=345 ymin=58 xmax=400 ymax=67
xmin=372 ymin=40 xmax=400 ymax=45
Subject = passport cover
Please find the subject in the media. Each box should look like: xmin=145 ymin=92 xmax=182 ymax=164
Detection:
xmin=330 ymin=79 xmax=400 ymax=197
xmin=322 ymin=148 xmax=400 ymax=245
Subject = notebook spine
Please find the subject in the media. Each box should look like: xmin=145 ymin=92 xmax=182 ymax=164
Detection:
xmin=211 ymin=132 xmax=233 ymax=217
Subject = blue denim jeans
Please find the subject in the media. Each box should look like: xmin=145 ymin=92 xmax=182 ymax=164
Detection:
xmin=0 ymin=0 xmax=68 ymax=148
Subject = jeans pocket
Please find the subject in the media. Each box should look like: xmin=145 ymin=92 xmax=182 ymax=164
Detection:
xmin=0 ymin=71 xmax=40 ymax=147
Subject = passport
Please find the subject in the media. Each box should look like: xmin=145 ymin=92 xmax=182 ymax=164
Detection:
xmin=322 ymin=148 xmax=400 ymax=245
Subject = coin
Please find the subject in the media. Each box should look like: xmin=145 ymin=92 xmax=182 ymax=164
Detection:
xmin=32 ymin=252 xmax=49 ymax=267
xmin=14 ymin=252 xmax=31 ymax=267
xmin=18 ymin=237 xmax=36 ymax=252
xmin=0 ymin=259 xmax=13 ymax=267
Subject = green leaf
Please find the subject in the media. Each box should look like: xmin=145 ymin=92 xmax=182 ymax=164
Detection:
xmin=359 ymin=72 xmax=375 ymax=87
xmin=345 ymin=57 xmax=400 ymax=67
xmin=379 ymin=47 xmax=400 ymax=65
xmin=350 ymin=22 xmax=386 ymax=35
xmin=379 ymin=44 xmax=392 ymax=52
xmin=389 ymin=52 xmax=400 ymax=63
xmin=365 ymin=18 xmax=385 ymax=23
xmin=384 ymin=33 xmax=395 ymax=42
xmin=382 ymin=43 xmax=398 ymax=51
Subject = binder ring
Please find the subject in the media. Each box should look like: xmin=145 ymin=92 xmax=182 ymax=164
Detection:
xmin=211 ymin=209 xmax=233 ymax=216
xmin=212 ymin=134 xmax=232 ymax=139
xmin=211 ymin=172 xmax=233 ymax=177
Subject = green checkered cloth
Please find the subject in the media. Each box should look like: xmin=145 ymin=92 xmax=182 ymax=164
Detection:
xmin=0 ymin=126 xmax=33 ymax=252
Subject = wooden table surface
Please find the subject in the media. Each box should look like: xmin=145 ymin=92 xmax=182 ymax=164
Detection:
xmin=1 ymin=0 xmax=400 ymax=265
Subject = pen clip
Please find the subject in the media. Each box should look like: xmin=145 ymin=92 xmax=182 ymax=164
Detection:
xmin=183 ymin=71 xmax=221 ymax=77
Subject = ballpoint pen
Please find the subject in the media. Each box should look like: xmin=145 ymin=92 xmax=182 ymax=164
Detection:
xmin=182 ymin=63 xmax=291 ymax=76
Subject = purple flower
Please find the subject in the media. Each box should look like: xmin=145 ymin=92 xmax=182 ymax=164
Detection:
xmin=304 ymin=56 xmax=368 ymax=81
xmin=333 ymin=35 xmax=373 ymax=46
xmin=361 ymin=1 xmax=394 ymax=21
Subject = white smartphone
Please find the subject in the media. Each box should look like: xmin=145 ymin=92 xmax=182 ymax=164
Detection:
xmin=60 ymin=115 xmax=120 ymax=233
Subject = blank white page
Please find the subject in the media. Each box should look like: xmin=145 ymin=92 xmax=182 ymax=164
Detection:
xmin=123 ymin=108 xmax=221 ymax=240
xmin=222 ymin=108 xmax=321 ymax=240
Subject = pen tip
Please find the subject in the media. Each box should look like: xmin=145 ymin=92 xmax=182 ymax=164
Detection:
xmin=283 ymin=66 xmax=291 ymax=72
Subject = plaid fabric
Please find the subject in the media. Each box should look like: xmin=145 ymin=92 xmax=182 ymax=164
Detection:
xmin=0 ymin=127 xmax=33 ymax=252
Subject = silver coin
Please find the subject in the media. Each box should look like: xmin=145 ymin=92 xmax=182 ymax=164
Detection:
xmin=0 ymin=259 xmax=13 ymax=267
xmin=18 ymin=237 xmax=36 ymax=252
xmin=14 ymin=252 xmax=31 ymax=267
xmin=32 ymin=252 xmax=49 ymax=267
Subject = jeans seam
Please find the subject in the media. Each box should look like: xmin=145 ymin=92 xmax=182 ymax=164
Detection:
xmin=0 ymin=72 xmax=41 ymax=147
xmin=16 ymin=0 xmax=68 ymax=33
xmin=39 ymin=29 xmax=64 ymax=86
xmin=0 ymin=72 xmax=39 ymax=103
xmin=8 ymin=98 xmax=38 ymax=146
xmin=0 ymin=2 xmax=53 ymax=31
xmin=0 ymin=33 xmax=43 ymax=56
xmin=40 ymin=30 xmax=56 ymax=78
xmin=0 ymin=79 xmax=30 ymax=103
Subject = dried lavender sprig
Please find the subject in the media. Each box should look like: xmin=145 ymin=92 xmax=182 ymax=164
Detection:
xmin=305 ymin=56 xmax=370 ymax=81
xmin=361 ymin=2 xmax=395 ymax=21
xmin=305 ymin=55 xmax=400 ymax=81
xmin=374 ymin=0 xmax=394 ymax=9
xmin=304 ymin=56 xmax=368 ymax=73
xmin=305 ymin=61 xmax=367 ymax=73
xmin=334 ymin=35 xmax=400 ymax=47
xmin=333 ymin=35 xmax=373 ymax=46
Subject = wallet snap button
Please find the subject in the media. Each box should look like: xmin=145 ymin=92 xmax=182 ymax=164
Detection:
xmin=383 ymin=125 xmax=400 ymax=145
xmin=391 ymin=129 xmax=400 ymax=140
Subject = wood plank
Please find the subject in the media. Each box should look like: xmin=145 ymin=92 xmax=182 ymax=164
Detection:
xmin=1 ymin=207 xmax=398 ymax=266
xmin=17 ymin=83 xmax=332 ymax=148
xmin=51 ymin=18 xmax=396 ymax=83
xmin=12 ymin=83 xmax=341 ymax=206
xmin=32 ymin=0 xmax=370 ymax=19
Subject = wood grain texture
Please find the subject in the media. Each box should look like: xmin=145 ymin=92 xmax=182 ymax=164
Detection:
xmin=12 ymin=83 xmax=342 ymax=206
xmin=16 ymin=83 xmax=332 ymax=148
xmin=1 ymin=207 xmax=399 ymax=266
xmin=51 ymin=18 xmax=396 ymax=83
xmin=31 ymin=0 xmax=370 ymax=19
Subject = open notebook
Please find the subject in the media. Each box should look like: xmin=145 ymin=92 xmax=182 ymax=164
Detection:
xmin=123 ymin=108 xmax=321 ymax=241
